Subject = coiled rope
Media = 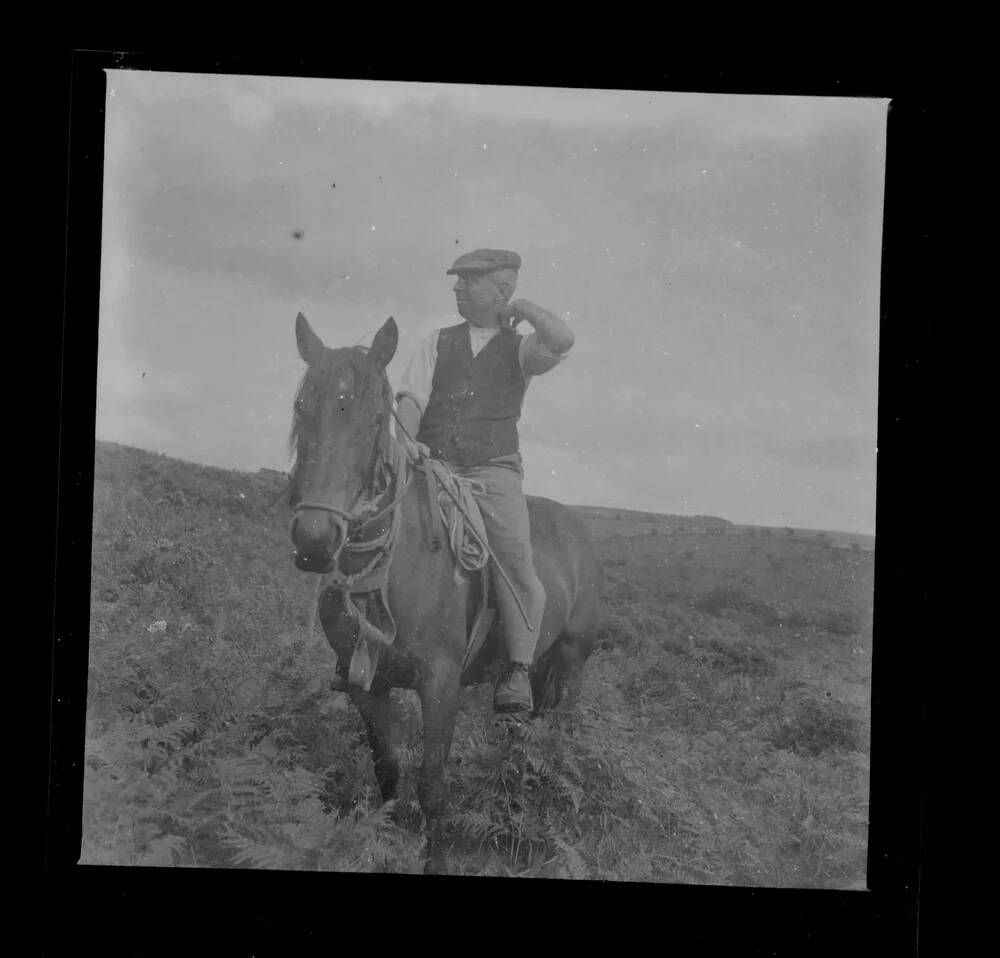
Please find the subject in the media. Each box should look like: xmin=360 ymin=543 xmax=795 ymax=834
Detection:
xmin=426 ymin=462 xmax=490 ymax=572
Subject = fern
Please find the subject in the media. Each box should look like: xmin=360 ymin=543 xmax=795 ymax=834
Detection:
xmin=452 ymin=810 xmax=505 ymax=845
xmin=222 ymin=828 xmax=292 ymax=869
xmin=137 ymin=833 xmax=188 ymax=867
xmin=87 ymin=442 xmax=871 ymax=885
xmin=553 ymin=836 xmax=589 ymax=880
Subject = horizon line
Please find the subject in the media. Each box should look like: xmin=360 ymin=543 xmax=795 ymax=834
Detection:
xmin=92 ymin=436 xmax=877 ymax=540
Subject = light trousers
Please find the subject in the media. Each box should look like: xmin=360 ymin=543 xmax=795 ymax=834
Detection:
xmin=446 ymin=457 xmax=546 ymax=664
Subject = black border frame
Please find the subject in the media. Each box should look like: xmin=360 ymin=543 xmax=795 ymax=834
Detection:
xmin=45 ymin=51 xmax=926 ymax=954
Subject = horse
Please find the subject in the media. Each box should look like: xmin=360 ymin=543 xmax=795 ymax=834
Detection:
xmin=288 ymin=312 xmax=603 ymax=874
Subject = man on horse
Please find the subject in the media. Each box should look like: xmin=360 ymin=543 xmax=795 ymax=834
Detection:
xmin=395 ymin=248 xmax=575 ymax=714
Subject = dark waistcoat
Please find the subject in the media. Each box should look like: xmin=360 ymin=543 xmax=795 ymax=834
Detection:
xmin=417 ymin=323 xmax=526 ymax=466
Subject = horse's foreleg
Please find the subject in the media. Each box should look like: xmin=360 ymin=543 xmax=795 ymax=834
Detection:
xmin=416 ymin=657 xmax=461 ymax=876
xmin=349 ymin=684 xmax=399 ymax=804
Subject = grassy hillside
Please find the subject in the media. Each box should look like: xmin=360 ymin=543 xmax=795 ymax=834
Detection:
xmin=83 ymin=441 xmax=872 ymax=885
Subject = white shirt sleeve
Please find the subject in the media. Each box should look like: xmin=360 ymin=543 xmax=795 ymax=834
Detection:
xmin=519 ymin=331 xmax=569 ymax=381
xmin=395 ymin=329 xmax=440 ymax=414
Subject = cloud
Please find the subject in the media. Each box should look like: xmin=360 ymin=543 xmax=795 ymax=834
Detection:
xmin=109 ymin=72 xmax=886 ymax=142
xmin=98 ymin=72 xmax=884 ymax=532
xmin=760 ymin=435 xmax=875 ymax=472
xmin=519 ymin=439 xmax=626 ymax=508
xmin=522 ymin=437 xmax=875 ymax=534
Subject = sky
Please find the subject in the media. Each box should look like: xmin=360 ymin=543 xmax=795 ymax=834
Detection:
xmin=96 ymin=72 xmax=887 ymax=534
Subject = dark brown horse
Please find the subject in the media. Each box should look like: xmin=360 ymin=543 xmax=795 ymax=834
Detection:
xmin=288 ymin=312 xmax=603 ymax=874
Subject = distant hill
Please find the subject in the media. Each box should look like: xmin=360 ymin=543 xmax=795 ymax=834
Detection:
xmin=568 ymin=505 xmax=733 ymax=529
xmin=734 ymin=525 xmax=875 ymax=552
xmin=569 ymin=505 xmax=873 ymax=551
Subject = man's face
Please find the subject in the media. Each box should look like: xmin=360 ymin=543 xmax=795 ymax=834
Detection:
xmin=452 ymin=270 xmax=505 ymax=326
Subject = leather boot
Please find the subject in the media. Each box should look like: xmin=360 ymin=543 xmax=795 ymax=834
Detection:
xmin=494 ymin=662 xmax=533 ymax=714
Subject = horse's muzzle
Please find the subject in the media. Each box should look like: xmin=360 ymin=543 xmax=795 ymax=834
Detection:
xmin=290 ymin=508 xmax=345 ymax=572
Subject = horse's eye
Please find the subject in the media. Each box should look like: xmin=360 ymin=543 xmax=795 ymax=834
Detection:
xmin=295 ymin=393 xmax=316 ymax=419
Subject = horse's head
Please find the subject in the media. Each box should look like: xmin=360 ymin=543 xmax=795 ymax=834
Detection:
xmin=289 ymin=312 xmax=398 ymax=572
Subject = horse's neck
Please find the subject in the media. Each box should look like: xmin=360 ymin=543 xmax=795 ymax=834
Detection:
xmin=397 ymin=446 xmax=424 ymax=531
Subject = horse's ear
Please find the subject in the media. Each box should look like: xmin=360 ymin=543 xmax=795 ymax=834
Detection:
xmin=295 ymin=312 xmax=325 ymax=365
xmin=369 ymin=317 xmax=398 ymax=373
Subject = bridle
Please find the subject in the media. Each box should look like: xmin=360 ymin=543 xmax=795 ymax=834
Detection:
xmin=292 ymin=378 xmax=414 ymax=569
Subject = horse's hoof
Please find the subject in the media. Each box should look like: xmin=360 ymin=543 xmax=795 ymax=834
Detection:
xmin=424 ymin=857 xmax=448 ymax=876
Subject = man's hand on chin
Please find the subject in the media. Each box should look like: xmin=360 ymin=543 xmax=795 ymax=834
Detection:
xmin=503 ymin=299 xmax=531 ymax=329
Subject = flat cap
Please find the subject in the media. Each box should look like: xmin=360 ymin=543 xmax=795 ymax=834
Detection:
xmin=446 ymin=248 xmax=521 ymax=274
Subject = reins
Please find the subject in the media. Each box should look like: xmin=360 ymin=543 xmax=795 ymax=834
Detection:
xmin=288 ymin=365 xmax=533 ymax=632
xmin=293 ymin=436 xmax=414 ymax=560
xmin=292 ymin=396 xmax=401 ymax=536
